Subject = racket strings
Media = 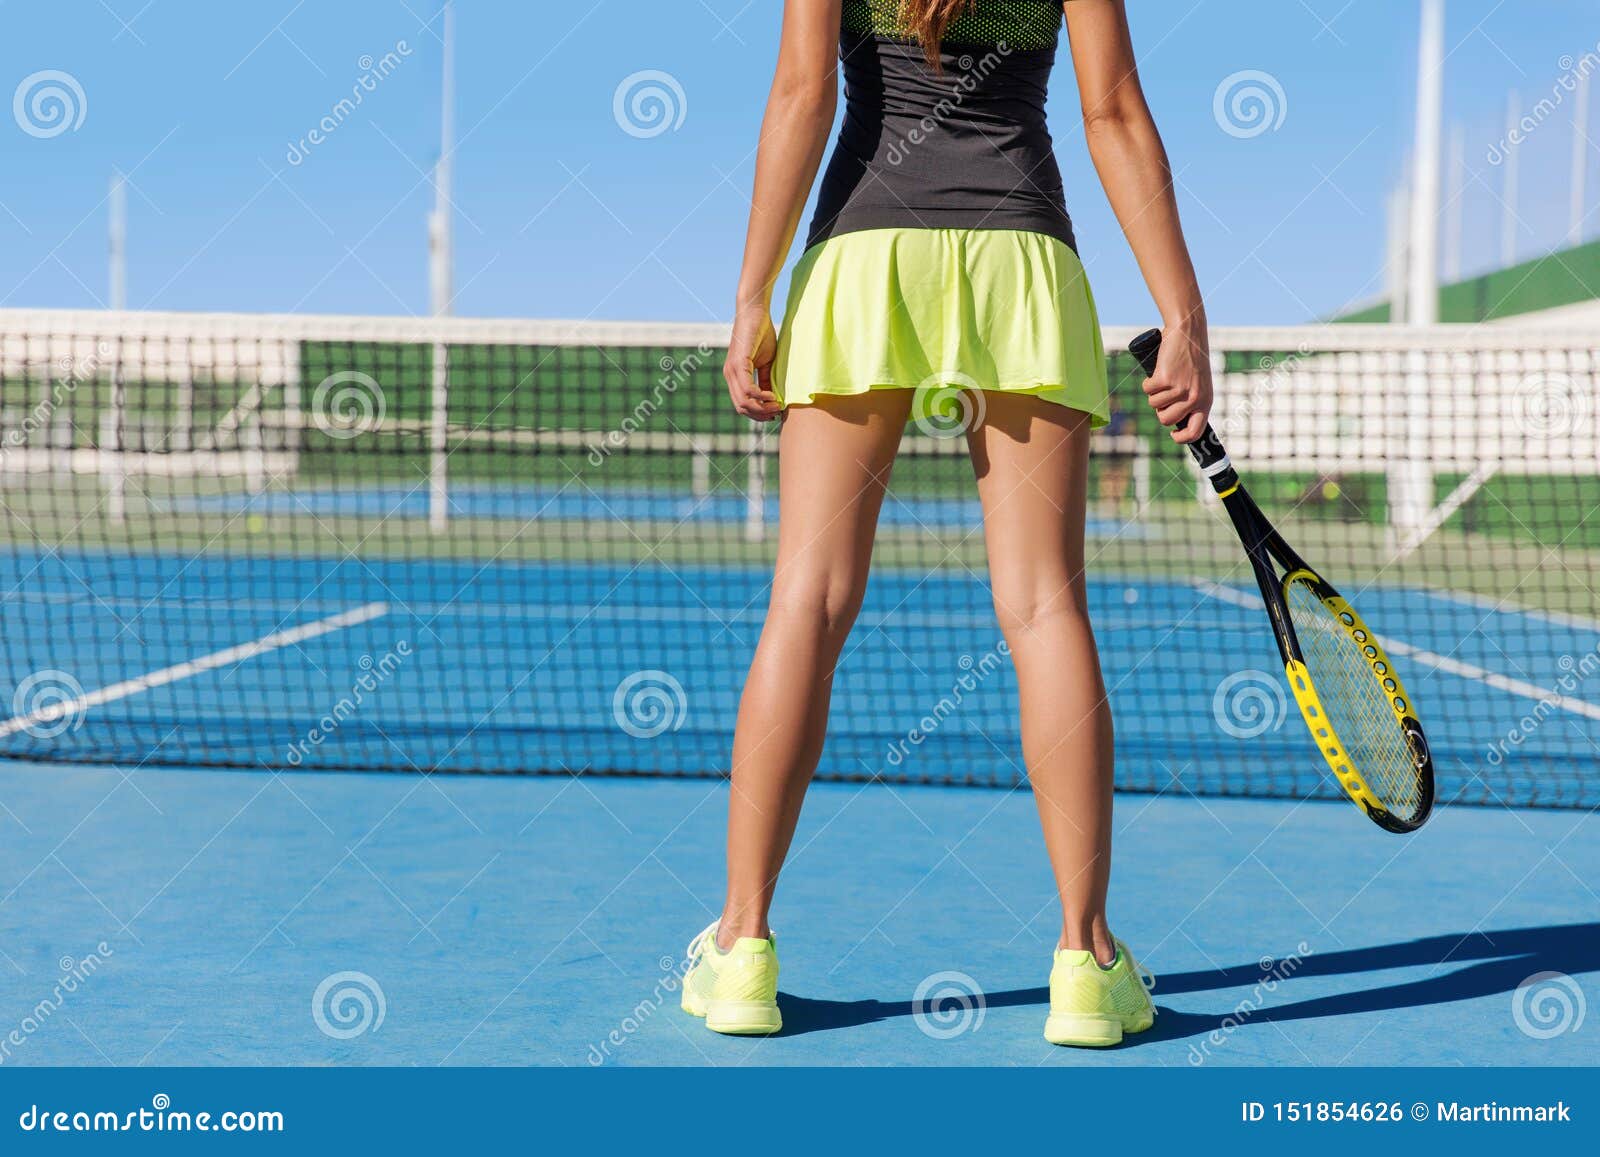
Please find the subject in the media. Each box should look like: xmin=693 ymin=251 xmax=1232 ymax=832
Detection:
xmin=1285 ymin=582 xmax=1423 ymax=817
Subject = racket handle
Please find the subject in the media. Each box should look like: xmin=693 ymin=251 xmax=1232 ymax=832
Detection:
xmin=1128 ymin=328 xmax=1239 ymax=495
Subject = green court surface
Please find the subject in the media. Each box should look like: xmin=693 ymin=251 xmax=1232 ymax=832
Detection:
xmin=1 ymin=764 xmax=1593 ymax=1067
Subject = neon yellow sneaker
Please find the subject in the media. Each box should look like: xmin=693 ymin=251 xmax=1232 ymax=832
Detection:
xmin=679 ymin=921 xmax=782 ymax=1035
xmin=1044 ymin=938 xmax=1156 ymax=1047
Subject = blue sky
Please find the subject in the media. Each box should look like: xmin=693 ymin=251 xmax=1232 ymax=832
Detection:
xmin=1 ymin=1 xmax=1595 ymax=324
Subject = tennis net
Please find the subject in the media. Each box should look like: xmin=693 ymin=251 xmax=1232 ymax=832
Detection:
xmin=1 ymin=310 xmax=1596 ymax=808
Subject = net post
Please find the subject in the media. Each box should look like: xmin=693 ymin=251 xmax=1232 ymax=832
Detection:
xmin=282 ymin=336 xmax=302 ymax=479
xmin=174 ymin=338 xmax=193 ymax=453
xmin=691 ymin=435 xmax=711 ymax=499
xmin=1389 ymin=346 xmax=1436 ymax=539
xmin=241 ymin=338 xmax=270 ymax=495
xmin=244 ymin=406 xmax=265 ymax=495
xmin=105 ymin=336 xmax=126 ymax=523
xmin=38 ymin=348 xmax=72 ymax=476
xmin=744 ymin=426 xmax=767 ymax=543
xmin=429 ymin=339 xmax=449 ymax=532
xmin=1133 ymin=442 xmax=1151 ymax=521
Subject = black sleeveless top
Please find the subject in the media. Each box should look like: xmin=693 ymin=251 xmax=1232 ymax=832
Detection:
xmin=807 ymin=0 xmax=1075 ymax=251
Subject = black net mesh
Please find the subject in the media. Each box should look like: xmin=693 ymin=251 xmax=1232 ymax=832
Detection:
xmin=0 ymin=313 xmax=1594 ymax=808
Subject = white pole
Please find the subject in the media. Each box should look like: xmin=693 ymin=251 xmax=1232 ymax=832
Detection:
xmin=745 ymin=428 xmax=767 ymax=543
xmin=108 ymin=170 xmax=126 ymax=311
xmin=1570 ymin=68 xmax=1591 ymax=248
xmin=1443 ymin=123 xmax=1464 ymax=282
xmin=1406 ymin=0 xmax=1445 ymax=324
xmin=428 ymin=0 xmax=455 ymax=533
xmin=108 ymin=170 xmax=127 ymax=520
xmin=1387 ymin=180 xmax=1411 ymax=322
xmin=431 ymin=0 xmax=455 ymax=320
xmin=1502 ymin=90 xmax=1521 ymax=267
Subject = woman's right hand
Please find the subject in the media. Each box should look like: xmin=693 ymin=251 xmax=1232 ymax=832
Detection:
xmin=1142 ymin=323 xmax=1214 ymax=443
xmin=724 ymin=305 xmax=782 ymax=422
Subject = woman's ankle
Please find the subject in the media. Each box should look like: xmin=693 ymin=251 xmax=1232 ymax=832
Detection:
xmin=1057 ymin=917 xmax=1117 ymax=967
xmin=716 ymin=908 xmax=771 ymax=949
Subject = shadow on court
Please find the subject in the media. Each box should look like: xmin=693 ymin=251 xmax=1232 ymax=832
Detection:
xmin=774 ymin=923 xmax=1599 ymax=1042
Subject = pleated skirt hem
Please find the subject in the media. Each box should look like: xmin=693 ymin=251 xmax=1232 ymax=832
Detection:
xmin=772 ymin=227 xmax=1109 ymax=428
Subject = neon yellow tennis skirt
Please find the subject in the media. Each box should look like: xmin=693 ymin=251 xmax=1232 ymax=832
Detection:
xmin=772 ymin=227 xmax=1108 ymax=427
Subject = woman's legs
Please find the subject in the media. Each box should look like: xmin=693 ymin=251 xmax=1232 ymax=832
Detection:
xmin=967 ymin=392 xmax=1117 ymax=964
xmin=718 ymin=390 xmax=915 ymax=948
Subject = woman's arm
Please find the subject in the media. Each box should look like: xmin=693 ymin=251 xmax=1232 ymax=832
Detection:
xmin=1063 ymin=0 xmax=1213 ymax=442
xmin=724 ymin=0 xmax=842 ymax=421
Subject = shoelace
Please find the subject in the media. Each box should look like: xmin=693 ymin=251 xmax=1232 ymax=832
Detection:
xmin=683 ymin=920 xmax=719 ymax=970
xmin=1115 ymin=940 xmax=1158 ymax=1020
xmin=1114 ymin=938 xmax=1157 ymax=993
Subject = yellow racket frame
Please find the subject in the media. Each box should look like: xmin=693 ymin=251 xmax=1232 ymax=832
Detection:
xmin=1281 ymin=568 xmax=1433 ymax=832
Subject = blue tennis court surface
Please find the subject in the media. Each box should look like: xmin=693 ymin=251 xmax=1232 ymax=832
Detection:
xmin=4 ymin=487 xmax=1598 ymax=1067
xmin=1 ymin=766 xmax=1594 ymax=1066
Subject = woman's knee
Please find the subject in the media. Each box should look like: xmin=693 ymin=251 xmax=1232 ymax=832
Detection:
xmin=990 ymin=575 xmax=1090 ymax=641
xmin=767 ymin=571 xmax=868 ymax=641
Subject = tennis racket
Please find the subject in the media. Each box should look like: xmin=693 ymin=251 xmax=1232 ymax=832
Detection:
xmin=1130 ymin=328 xmax=1434 ymax=833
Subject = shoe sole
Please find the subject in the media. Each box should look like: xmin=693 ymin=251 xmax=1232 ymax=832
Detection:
xmin=705 ymin=999 xmax=782 ymax=1035
xmin=681 ymin=992 xmax=782 ymax=1035
xmin=1044 ymin=1010 xmax=1154 ymax=1048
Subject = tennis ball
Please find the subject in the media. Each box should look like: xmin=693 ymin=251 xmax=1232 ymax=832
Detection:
xmin=1322 ymin=482 xmax=1342 ymax=501
xmin=247 ymin=514 xmax=266 ymax=533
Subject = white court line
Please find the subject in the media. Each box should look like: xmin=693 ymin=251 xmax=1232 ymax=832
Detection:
xmin=0 ymin=602 xmax=390 ymax=739
xmin=1423 ymin=588 xmax=1600 ymax=636
xmin=1192 ymin=581 xmax=1600 ymax=723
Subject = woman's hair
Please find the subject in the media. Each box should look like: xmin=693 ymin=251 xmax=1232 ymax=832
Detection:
xmin=899 ymin=0 xmax=974 ymax=67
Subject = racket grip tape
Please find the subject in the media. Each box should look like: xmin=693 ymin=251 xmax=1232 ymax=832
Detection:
xmin=1128 ymin=328 xmax=1239 ymax=494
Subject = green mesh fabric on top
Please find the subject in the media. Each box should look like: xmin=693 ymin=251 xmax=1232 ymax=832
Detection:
xmin=842 ymin=0 xmax=1063 ymax=50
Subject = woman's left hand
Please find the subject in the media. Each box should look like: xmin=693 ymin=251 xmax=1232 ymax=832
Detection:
xmin=724 ymin=306 xmax=782 ymax=422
